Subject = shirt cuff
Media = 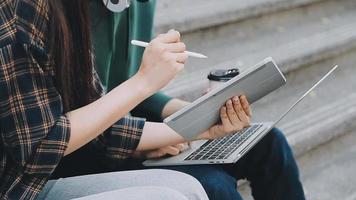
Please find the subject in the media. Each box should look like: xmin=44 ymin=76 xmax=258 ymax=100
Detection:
xmin=104 ymin=115 xmax=146 ymax=160
xmin=132 ymin=92 xmax=173 ymax=121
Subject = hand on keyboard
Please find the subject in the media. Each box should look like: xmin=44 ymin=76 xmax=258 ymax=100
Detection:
xmin=132 ymin=142 xmax=191 ymax=159
xmin=196 ymin=95 xmax=252 ymax=140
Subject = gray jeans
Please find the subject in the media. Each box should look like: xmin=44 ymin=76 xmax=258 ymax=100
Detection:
xmin=36 ymin=169 xmax=209 ymax=200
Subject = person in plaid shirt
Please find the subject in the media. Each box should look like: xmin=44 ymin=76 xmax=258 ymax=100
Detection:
xmin=0 ymin=0 xmax=253 ymax=199
xmin=84 ymin=1 xmax=306 ymax=200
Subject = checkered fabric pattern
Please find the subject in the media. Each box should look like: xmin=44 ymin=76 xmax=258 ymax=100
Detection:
xmin=0 ymin=0 xmax=145 ymax=199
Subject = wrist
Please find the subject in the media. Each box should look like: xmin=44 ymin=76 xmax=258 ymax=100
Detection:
xmin=161 ymin=99 xmax=191 ymax=119
xmin=195 ymin=130 xmax=210 ymax=141
xmin=132 ymin=72 xmax=155 ymax=98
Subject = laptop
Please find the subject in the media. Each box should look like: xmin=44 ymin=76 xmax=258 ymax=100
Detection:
xmin=143 ymin=65 xmax=339 ymax=166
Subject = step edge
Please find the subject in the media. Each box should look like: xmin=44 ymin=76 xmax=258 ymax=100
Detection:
xmin=285 ymin=100 xmax=356 ymax=157
xmin=155 ymin=0 xmax=326 ymax=34
xmin=163 ymin=28 xmax=356 ymax=97
xmin=236 ymin=94 xmax=356 ymax=189
xmin=236 ymin=94 xmax=356 ymax=188
xmin=280 ymin=94 xmax=356 ymax=131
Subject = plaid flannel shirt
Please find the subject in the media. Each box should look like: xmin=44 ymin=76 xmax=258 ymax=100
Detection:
xmin=0 ymin=0 xmax=146 ymax=199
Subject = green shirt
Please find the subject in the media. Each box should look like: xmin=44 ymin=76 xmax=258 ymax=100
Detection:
xmin=90 ymin=0 xmax=172 ymax=121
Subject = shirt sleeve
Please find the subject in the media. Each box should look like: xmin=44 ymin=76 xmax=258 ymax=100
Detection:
xmin=101 ymin=115 xmax=145 ymax=160
xmin=0 ymin=0 xmax=70 ymax=180
xmin=90 ymin=71 xmax=146 ymax=162
xmin=132 ymin=92 xmax=173 ymax=122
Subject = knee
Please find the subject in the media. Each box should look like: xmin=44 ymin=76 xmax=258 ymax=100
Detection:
xmin=267 ymin=127 xmax=285 ymax=141
xmin=153 ymin=169 xmax=209 ymax=200
xmin=199 ymin=171 xmax=239 ymax=200
xmin=268 ymin=127 xmax=292 ymax=155
xmin=267 ymin=128 xmax=299 ymax=174
xmin=247 ymin=127 xmax=294 ymax=167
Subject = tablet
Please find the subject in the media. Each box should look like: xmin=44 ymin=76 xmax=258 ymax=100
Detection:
xmin=164 ymin=57 xmax=286 ymax=140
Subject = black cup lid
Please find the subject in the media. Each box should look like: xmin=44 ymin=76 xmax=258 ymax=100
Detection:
xmin=207 ymin=68 xmax=240 ymax=81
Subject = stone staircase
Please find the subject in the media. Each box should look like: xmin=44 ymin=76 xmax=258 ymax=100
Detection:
xmin=239 ymin=130 xmax=356 ymax=200
xmin=155 ymin=0 xmax=356 ymax=198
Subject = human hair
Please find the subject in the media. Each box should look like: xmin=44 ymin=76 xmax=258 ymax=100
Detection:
xmin=48 ymin=0 xmax=96 ymax=112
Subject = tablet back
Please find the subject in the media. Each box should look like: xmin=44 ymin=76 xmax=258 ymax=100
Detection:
xmin=164 ymin=58 xmax=286 ymax=140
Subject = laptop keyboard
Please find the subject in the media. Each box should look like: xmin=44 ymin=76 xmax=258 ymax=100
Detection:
xmin=184 ymin=124 xmax=264 ymax=161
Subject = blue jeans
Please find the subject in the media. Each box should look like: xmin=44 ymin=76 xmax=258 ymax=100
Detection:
xmin=52 ymin=128 xmax=305 ymax=200
xmin=39 ymin=169 xmax=208 ymax=200
xmin=160 ymin=128 xmax=305 ymax=200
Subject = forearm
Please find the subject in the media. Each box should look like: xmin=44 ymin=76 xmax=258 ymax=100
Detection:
xmin=161 ymin=98 xmax=190 ymax=119
xmin=65 ymin=74 xmax=151 ymax=155
xmin=133 ymin=99 xmax=190 ymax=151
xmin=136 ymin=96 xmax=253 ymax=154
xmin=65 ymin=30 xmax=187 ymax=156
xmin=136 ymin=122 xmax=187 ymax=151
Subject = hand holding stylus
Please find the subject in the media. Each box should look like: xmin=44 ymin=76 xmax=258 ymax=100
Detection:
xmin=132 ymin=40 xmax=208 ymax=59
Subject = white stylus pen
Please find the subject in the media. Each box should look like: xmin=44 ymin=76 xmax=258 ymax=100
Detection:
xmin=131 ymin=40 xmax=208 ymax=59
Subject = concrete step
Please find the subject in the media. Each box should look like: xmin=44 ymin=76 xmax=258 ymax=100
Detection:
xmin=234 ymin=51 xmax=356 ymax=197
xmin=299 ymin=131 xmax=356 ymax=200
xmin=252 ymin=49 xmax=356 ymax=157
xmin=161 ymin=0 xmax=356 ymax=100
xmin=239 ymin=130 xmax=356 ymax=199
xmin=154 ymin=0 xmax=356 ymax=198
xmin=157 ymin=0 xmax=356 ymax=175
xmin=155 ymin=0 xmax=325 ymax=34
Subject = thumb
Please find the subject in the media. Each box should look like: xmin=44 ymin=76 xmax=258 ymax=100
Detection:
xmin=167 ymin=29 xmax=180 ymax=42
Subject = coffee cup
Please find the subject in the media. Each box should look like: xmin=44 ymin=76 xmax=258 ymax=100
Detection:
xmin=207 ymin=68 xmax=240 ymax=91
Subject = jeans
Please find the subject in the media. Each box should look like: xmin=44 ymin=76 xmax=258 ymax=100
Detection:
xmin=160 ymin=128 xmax=306 ymax=200
xmin=52 ymin=128 xmax=305 ymax=200
xmin=37 ymin=169 xmax=208 ymax=200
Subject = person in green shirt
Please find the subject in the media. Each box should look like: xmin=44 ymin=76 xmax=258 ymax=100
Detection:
xmin=92 ymin=0 xmax=178 ymax=122
xmin=54 ymin=1 xmax=306 ymax=200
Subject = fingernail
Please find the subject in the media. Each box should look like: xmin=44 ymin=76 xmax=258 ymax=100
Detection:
xmin=169 ymin=29 xmax=176 ymax=32
xmin=233 ymin=96 xmax=239 ymax=102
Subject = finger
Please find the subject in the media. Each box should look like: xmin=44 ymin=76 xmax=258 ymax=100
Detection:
xmin=174 ymin=143 xmax=190 ymax=151
xmin=173 ymin=143 xmax=184 ymax=151
xmin=164 ymin=42 xmax=186 ymax=53
xmin=163 ymin=146 xmax=181 ymax=156
xmin=175 ymin=52 xmax=188 ymax=64
xmin=226 ymin=99 xmax=243 ymax=127
xmin=220 ymin=106 xmax=234 ymax=133
xmin=169 ymin=29 xmax=181 ymax=42
xmin=173 ymin=62 xmax=185 ymax=72
xmin=240 ymin=95 xmax=252 ymax=117
xmin=233 ymin=96 xmax=250 ymax=126
xmin=146 ymin=150 xmax=166 ymax=159
xmin=157 ymin=30 xmax=180 ymax=43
